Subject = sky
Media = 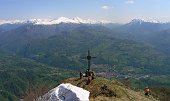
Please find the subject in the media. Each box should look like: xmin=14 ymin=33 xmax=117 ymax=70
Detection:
xmin=0 ymin=0 xmax=170 ymax=23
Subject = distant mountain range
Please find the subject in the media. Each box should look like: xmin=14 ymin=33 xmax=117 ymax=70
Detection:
xmin=1 ymin=17 xmax=170 ymax=57
xmin=0 ymin=17 xmax=114 ymax=32
xmin=1 ymin=17 xmax=170 ymax=26
xmin=1 ymin=17 xmax=170 ymax=32
xmin=0 ymin=17 xmax=111 ymax=25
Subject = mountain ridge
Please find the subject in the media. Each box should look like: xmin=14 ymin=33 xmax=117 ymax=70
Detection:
xmin=0 ymin=17 xmax=111 ymax=25
xmin=1 ymin=18 xmax=169 ymax=26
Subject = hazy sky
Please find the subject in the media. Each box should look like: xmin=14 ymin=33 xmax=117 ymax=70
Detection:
xmin=0 ymin=0 xmax=170 ymax=23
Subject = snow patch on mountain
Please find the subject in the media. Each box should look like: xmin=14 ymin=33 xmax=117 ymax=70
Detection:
xmin=0 ymin=17 xmax=111 ymax=25
xmin=37 ymin=83 xmax=90 ymax=101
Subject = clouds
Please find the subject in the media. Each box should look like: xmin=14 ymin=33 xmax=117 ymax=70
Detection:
xmin=125 ymin=0 xmax=134 ymax=4
xmin=101 ymin=6 xmax=112 ymax=10
xmin=102 ymin=0 xmax=134 ymax=10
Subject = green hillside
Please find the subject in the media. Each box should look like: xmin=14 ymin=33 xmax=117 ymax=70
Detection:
xmin=0 ymin=53 xmax=76 ymax=101
xmin=18 ymin=29 xmax=170 ymax=75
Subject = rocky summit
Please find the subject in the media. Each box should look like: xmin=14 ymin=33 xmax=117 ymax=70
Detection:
xmin=38 ymin=77 xmax=159 ymax=101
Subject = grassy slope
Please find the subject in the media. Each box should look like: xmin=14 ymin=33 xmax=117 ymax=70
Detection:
xmin=62 ymin=77 xmax=158 ymax=101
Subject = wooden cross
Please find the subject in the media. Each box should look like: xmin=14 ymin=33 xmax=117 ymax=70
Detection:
xmin=86 ymin=50 xmax=96 ymax=71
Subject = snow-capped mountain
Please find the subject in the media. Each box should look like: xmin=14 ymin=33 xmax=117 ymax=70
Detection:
xmin=128 ymin=19 xmax=161 ymax=25
xmin=0 ymin=17 xmax=111 ymax=25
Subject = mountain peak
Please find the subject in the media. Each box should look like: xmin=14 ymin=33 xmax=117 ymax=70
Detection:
xmin=37 ymin=77 xmax=158 ymax=101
